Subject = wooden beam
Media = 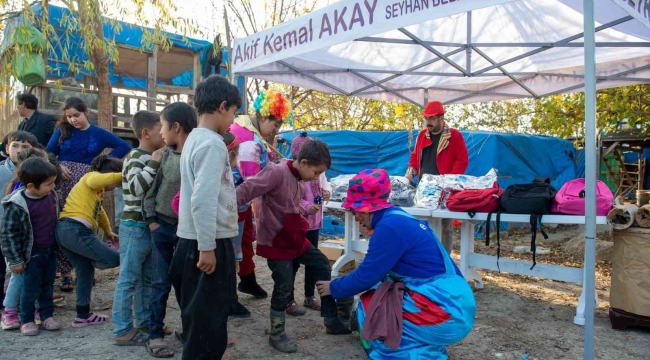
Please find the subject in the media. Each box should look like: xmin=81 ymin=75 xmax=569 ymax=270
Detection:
xmin=83 ymin=75 xmax=92 ymax=90
xmin=193 ymin=51 xmax=202 ymax=88
xmin=147 ymin=44 xmax=158 ymax=111
xmin=188 ymin=51 xmax=201 ymax=104
xmin=37 ymin=83 xmax=168 ymax=103
xmin=124 ymin=97 xmax=131 ymax=117
xmin=157 ymin=84 xmax=194 ymax=96
xmin=602 ymin=141 xmax=620 ymax=158
xmin=112 ymin=96 xmax=118 ymax=116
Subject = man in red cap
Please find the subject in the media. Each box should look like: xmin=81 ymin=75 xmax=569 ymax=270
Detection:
xmin=405 ymin=100 xmax=468 ymax=253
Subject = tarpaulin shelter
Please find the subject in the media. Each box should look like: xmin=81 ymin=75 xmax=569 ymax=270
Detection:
xmin=1 ymin=4 xmax=211 ymax=90
xmin=232 ymin=1 xmax=650 ymax=358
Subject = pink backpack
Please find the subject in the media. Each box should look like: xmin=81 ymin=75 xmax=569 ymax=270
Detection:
xmin=551 ymin=179 xmax=613 ymax=216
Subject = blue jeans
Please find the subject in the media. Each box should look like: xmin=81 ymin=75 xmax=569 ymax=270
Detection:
xmin=112 ymin=224 xmax=153 ymax=338
xmin=149 ymin=221 xmax=179 ymax=340
xmin=56 ymin=219 xmax=120 ymax=310
xmin=4 ymin=273 xmax=40 ymax=309
xmin=20 ymin=247 xmax=57 ymax=324
xmin=3 ymin=272 xmax=24 ymax=309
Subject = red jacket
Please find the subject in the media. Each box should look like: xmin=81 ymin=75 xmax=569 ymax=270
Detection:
xmin=407 ymin=126 xmax=468 ymax=176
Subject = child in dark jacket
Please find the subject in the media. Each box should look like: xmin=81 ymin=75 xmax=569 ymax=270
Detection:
xmin=141 ymin=101 xmax=197 ymax=357
xmin=0 ymin=148 xmax=64 ymax=331
xmin=0 ymin=157 xmax=61 ymax=335
xmin=236 ymin=139 xmax=351 ymax=354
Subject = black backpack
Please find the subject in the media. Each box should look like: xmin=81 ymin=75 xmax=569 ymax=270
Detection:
xmin=500 ymin=178 xmax=557 ymax=214
xmin=488 ymin=178 xmax=557 ymax=269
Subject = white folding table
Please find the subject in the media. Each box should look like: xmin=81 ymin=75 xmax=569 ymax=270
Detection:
xmin=325 ymin=202 xmax=608 ymax=325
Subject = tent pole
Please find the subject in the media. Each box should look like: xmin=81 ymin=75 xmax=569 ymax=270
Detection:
xmin=466 ymin=11 xmax=472 ymax=74
xmin=582 ymin=0 xmax=597 ymax=359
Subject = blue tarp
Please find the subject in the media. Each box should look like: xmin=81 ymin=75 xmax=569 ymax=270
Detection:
xmin=279 ymin=130 xmax=578 ymax=191
xmin=279 ymin=130 xmax=577 ymax=238
xmin=3 ymin=4 xmax=211 ymax=89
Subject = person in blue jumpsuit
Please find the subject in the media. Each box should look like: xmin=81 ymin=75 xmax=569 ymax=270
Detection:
xmin=316 ymin=169 xmax=476 ymax=359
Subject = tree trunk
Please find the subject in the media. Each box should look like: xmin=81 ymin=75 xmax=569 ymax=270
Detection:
xmin=77 ymin=0 xmax=116 ymax=230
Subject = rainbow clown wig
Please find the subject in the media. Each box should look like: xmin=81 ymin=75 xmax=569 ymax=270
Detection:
xmin=252 ymin=89 xmax=292 ymax=122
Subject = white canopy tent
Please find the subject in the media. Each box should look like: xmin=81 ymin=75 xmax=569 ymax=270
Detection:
xmin=232 ymin=0 xmax=649 ymax=106
xmin=232 ymin=1 xmax=649 ymax=359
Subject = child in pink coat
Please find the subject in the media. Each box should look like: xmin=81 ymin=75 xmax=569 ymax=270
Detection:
xmin=286 ymin=132 xmax=331 ymax=315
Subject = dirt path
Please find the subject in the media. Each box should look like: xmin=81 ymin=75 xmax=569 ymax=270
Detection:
xmin=1 ymin=227 xmax=648 ymax=359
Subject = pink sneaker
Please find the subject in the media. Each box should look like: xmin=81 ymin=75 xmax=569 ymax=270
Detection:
xmin=1 ymin=309 xmax=20 ymax=330
xmin=40 ymin=317 xmax=61 ymax=331
xmin=21 ymin=322 xmax=39 ymax=336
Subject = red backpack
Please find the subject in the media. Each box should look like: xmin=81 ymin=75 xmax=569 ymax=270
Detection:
xmin=446 ymin=183 xmax=503 ymax=215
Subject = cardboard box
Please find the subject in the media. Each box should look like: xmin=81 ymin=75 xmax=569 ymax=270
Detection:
xmin=319 ymin=240 xmax=356 ymax=273
xmin=610 ymin=227 xmax=650 ymax=317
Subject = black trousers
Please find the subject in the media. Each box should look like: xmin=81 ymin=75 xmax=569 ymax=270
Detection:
xmin=169 ymin=238 xmax=235 ymax=360
xmin=268 ymin=245 xmax=337 ymax=318
xmin=290 ymin=230 xmax=320 ymax=301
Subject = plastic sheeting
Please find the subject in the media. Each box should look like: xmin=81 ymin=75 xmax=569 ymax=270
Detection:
xmin=279 ymin=130 xmax=578 ymax=191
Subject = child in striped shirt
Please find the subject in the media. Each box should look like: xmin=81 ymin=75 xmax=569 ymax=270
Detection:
xmin=111 ymin=111 xmax=165 ymax=345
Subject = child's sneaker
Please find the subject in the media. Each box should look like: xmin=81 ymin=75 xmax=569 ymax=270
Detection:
xmin=40 ymin=317 xmax=61 ymax=331
xmin=1 ymin=309 xmax=20 ymax=330
xmin=34 ymin=310 xmax=41 ymax=325
xmin=20 ymin=322 xmax=39 ymax=336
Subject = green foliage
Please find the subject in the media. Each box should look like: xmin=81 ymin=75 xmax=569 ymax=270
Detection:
xmin=531 ymin=84 xmax=649 ymax=137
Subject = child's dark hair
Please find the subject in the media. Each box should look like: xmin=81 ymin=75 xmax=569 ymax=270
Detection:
xmin=222 ymin=131 xmax=236 ymax=148
xmin=296 ymin=139 xmax=331 ymax=168
xmin=7 ymin=150 xmax=62 ymax=194
xmin=132 ymin=110 xmax=160 ymax=139
xmin=17 ymin=157 xmax=58 ymax=189
xmin=17 ymin=148 xmax=48 ymax=163
xmin=6 ymin=130 xmax=38 ymax=147
xmin=194 ymin=75 xmax=242 ymax=115
xmin=0 ymin=134 xmax=8 ymax=158
xmin=90 ymin=154 xmax=123 ymax=173
xmin=160 ymin=102 xmax=198 ymax=134
xmin=57 ymin=97 xmax=88 ymax=144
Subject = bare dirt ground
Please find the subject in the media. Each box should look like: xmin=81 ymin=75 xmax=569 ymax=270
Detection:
xmin=1 ymin=225 xmax=649 ymax=360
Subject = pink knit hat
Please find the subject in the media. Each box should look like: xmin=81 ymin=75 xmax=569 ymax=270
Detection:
xmin=291 ymin=131 xmax=312 ymax=158
xmin=342 ymin=169 xmax=394 ymax=213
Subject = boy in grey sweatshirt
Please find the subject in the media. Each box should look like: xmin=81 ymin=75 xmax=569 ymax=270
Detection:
xmin=169 ymin=75 xmax=241 ymax=360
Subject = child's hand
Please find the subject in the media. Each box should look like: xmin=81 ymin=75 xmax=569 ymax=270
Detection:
xmin=309 ymin=204 xmax=321 ymax=215
xmin=322 ymin=190 xmax=331 ymax=203
xmin=11 ymin=263 xmax=26 ymax=274
xmin=107 ymin=232 xmax=119 ymax=243
xmin=60 ymin=165 xmax=73 ymax=181
xmin=316 ymin=281 xmax=331 ymax=296
xmin=197 ymin=250 xmax=216 ymax=275
xmin=149 ymin=223 xmax=160 ymax=232
xmin=235 ymin=262 xmax=240 ymax=273
xmin=151 ymin=148 xmax=165 ymax=163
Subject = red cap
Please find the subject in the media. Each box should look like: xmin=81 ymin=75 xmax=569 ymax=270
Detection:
xmin=422 ymin=101 xmax=446 ymax=117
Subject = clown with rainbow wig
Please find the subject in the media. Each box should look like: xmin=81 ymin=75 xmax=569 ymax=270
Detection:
xmin=228 ymin=89 xmax=293 ymax=306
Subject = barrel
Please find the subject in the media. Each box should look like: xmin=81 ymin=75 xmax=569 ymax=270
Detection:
xmin=637 ymin=190 xmax=650 ymax=207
